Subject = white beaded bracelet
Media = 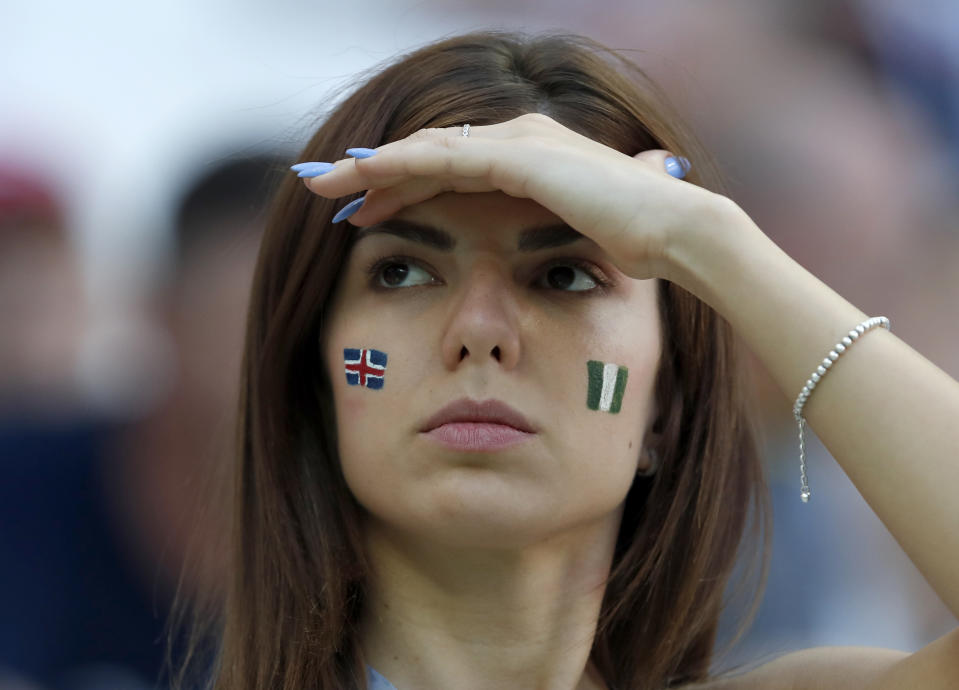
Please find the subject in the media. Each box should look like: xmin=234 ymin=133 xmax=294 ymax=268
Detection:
xmin=793 ymin=316 xmax=891 ymax=502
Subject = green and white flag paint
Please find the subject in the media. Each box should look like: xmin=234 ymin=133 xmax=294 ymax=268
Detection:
xmin=586 ymin=360 xmax=628 ymax=413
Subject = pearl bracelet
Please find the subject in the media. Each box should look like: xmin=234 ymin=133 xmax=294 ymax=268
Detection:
xmin=793 ymin=316 xmax=891 ymax=502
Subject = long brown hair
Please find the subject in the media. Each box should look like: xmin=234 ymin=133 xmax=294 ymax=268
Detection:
xmin=166 ymin=29 xmax=771 ymax=690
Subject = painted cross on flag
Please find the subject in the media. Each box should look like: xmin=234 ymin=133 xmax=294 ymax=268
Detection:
xmin=344 ymin=348 xmax=388 ymax=389
xmin=586 ymin=360 xmax=628 ymax=413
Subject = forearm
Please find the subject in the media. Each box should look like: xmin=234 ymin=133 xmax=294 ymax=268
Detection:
xmin=667 ymin=197 xmax=959 ymax=618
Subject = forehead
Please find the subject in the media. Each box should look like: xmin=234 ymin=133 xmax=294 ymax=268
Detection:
xmin=351 ymin=191 xmax=600 ymax=253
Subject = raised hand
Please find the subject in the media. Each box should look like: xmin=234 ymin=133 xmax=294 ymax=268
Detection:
xmin=294 ymin=113 xmax=733 ymax=282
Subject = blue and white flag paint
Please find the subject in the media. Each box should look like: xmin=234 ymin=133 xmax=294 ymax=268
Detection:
xmin=344 ymin=348 xmax=388 ymax=389
xmin=586 ymin=360 xmax=628 ymax=413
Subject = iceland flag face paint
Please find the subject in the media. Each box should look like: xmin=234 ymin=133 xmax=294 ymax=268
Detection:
xmin=344 ymin=348 xmax=388 ymax=389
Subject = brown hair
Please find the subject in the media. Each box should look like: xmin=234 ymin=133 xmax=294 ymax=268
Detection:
xmin=166 ymin=29 xmax=771 ymax=690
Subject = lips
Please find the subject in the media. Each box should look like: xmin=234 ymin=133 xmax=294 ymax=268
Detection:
xmin=419 ymin=397 xmax=537 ymax=433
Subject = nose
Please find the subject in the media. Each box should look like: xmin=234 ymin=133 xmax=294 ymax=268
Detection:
xmin=439 ymin=261 xmax=521 ymax=370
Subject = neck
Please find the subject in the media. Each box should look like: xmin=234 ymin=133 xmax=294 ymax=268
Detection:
xmin=358 ymin=510 xmax=620 ymax=690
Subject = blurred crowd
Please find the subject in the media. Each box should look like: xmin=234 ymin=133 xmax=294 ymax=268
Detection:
xmin=0 ymin=154 xmax=288 ymax=688
xmin=1 ymin=0 xmax=957 ymax=687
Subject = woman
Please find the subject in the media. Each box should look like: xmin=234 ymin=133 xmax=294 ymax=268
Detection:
xmin=168 ymin=30 xmax=959 ymax=689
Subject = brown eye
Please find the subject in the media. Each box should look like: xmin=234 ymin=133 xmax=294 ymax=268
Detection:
xmin=382 ymin=263 xmax=409 ymax=286
xmin=539 ymin=262 xmax=600 ymax=292
xmin=546 ymin=266 xmax=575 ymax=289
xmin=366 ymin=257 xmax=437 ymax=289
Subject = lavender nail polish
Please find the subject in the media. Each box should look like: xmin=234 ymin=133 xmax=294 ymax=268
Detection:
xmin=291 ymin=162 xmax=324 ymax=171
xmin=297 ymin=163 xmax=336 ymax=178
xmin=346 ymin=148 xmax=378 ymax=159
xmin=332 ymin=196 xmax=366 ymax=223
xmin=665 ymin=156 xmax=691 ymax=179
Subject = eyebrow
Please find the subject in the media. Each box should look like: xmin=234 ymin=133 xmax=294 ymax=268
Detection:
xmin=352 ymin=218 xmax=590 ymax=252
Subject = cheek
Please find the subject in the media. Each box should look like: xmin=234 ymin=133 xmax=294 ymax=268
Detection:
xmin=568 ymin=356 xmax=659 ymax=454
xmin=328 ymin=353 xmax=386 ymax=502
xmin=556 ymin=312 xmax=661 ymax=466
xmin=549 ymin=356 xmax=659 ymax=511
xmin=326 ymin=341 xmax=415 ymax=490
xmin=328 ymin=345 xmax=391 ymax=438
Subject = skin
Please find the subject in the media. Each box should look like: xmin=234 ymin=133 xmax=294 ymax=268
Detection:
xmin=321 ymin=190 xmax=661 ymax=690
xmin=303 ymin=113 xmax=959 ymax=688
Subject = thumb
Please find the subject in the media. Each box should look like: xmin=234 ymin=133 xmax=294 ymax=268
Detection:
xmin=633 ymin=149 xmax=691 ymax=179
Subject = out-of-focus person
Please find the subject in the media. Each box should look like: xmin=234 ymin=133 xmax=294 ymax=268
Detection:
xmin=0 ymin=152 xmax=286 ymax=689
xmin=0 ymin=166 xmax=85 ymax=418
xmin=101 ymin=152 xmax=290 ymax=630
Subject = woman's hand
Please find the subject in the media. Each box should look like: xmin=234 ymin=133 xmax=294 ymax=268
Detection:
xmin=296 ymin=113 xmax=736 ymax=282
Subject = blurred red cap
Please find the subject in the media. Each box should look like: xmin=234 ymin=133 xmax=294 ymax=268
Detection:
xmin=0 ymin=164 xmax=63 ymax=230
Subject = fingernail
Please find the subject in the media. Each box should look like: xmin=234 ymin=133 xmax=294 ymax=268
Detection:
xmin=665 ymin=156 xmax=691 ymax=179
xmin=346 ymin=147 xmax=378 ymax=159
xmin=297 ymin=162 xmax=336 ymax=178
xmin=332 ymin=196 xmax=366 ymax=223
xmin=291 ymin=162 xmax=323 ymax=171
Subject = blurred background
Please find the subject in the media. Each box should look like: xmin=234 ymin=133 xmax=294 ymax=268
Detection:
xmin=1 ymin=0 xmax=957 ymax=687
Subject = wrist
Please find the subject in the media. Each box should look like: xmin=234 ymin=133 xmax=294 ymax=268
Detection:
xmin=663 ymin=194 xmax=767 ymax=313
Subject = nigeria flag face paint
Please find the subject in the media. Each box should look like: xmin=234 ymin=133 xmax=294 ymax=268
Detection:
xmin=586 ymin=360 xmax=628 ymax=413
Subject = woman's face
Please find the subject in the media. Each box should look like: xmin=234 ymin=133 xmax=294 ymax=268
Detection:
xmin=322 ymin=191 xmax=662 ymax=548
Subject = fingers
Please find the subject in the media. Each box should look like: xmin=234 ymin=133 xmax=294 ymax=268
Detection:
xmin=306 ymin=135 xmax=512 ymax=227
xmin=301 ymin=155 xmax=407 ymax=198
xmin=344 ymin=179 xmax=444 ymax=227
xmin=300 ymin=123 xmax=483 ymax=198
xmin=298 ymin=115 xmax=573 ymax=201
xmin=346 ymin=173 xmax=505 ymax=226
xmin=303 ymin=145 xmax=690 ymax=209
xmin=301 ymin=123 xmax=547 ymax=215
xmin=632 ymin=149 xmax=691 ymax=179
xmin=300 ymin=137 xmax=492 ymax=201
xmin=293 ymin=115 xmax=693 ymax=231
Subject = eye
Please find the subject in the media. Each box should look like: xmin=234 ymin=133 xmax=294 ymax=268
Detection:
xmin=364 ymin=255 xmax=612 ymax=294
xmin=535 ymin=260 xmax=611 ymax=293
xmin=365 ymin=255 xmax=438 ymax=289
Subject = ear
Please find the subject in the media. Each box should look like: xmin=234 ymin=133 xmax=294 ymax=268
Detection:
xmin=642 ymin=429 xmax=664 ymax=453
xmin=637 ymin=429 xmax=664 ymax=477
xmin=637 ymin=446 xmax=660 ymax=477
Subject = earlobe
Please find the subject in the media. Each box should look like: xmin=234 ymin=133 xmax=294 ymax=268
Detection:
xmin=636 ymin=446 xmax=660 ymax=477
xmin=636 ymin=429 xmax=663 ymax=477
